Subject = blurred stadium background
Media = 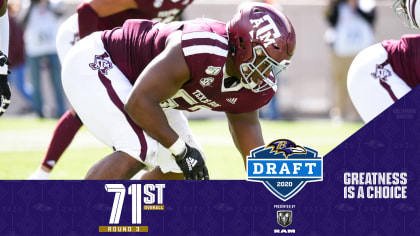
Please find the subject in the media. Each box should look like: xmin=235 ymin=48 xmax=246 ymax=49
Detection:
xmin=1 ymin=0 xmax=415 ymax=179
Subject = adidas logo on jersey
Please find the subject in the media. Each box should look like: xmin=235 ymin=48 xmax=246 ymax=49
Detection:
xmin=186 ymin=157 xmax=198 ymax=171
xmin=226 ymin=98 xmax=238 ymax=104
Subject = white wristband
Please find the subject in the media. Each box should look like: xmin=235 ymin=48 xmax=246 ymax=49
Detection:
xmin=169 ymin=138 xmax=186 ymax=156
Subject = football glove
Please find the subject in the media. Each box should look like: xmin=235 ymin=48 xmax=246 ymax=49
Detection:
xmin=0 ymin=51 xmax=10 ymax=116
xmin=0 ymin=50 xmax=9 ymax=67
xmin=173 ymin=144 xmax=209 ymax=180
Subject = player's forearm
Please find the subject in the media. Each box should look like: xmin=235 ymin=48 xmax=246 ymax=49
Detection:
xmin=230 ymin=124 xmax=264 ymax=159
xmin=226 ymin=112 xmax=265 ymax=165
xmin=125 ymin=97 xmax=179 ymax=149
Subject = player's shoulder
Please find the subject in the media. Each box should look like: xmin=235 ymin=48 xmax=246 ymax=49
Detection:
xmin=382 ymin=34 xmax=420 ymax=49
xmin=181 ymin=19 xmax=229 ymax=58
xmin=182 ymin=18 xmax=227 ymax=33
xmin=399 ymin=34 xmax=420 ymax=50
xmin=134 ymin=0 xmax=194 ymax=13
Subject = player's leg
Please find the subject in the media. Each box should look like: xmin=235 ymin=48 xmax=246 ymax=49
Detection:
xmin=28 ymin=15 xmax=82 ymax=180
xmin=347 ymin=43 xmax=411 ymax=123
xmin=140 ymin=166 xmax=184 ymax=180
xmin=86 ymin=151 xmax=145 ymax=179
xmin=62 ymin=32 xmax=159 ymax=179
xmin=28 ymin=109 xmax=83 ymax=180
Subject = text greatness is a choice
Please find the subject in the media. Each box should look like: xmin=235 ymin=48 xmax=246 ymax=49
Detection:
xmin=344 ymin=172 xmax=407 ymax=199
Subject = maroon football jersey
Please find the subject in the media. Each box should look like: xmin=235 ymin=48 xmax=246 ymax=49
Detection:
xmin=101 ymin=19 xmax=275 ymax=114
xmin=102 ymin=19 xmax=183 ymax=84
xmin=97 ymin=0 xmax=194 ymax=31
xmin=382 ymin=34 xmax=420 ymax=88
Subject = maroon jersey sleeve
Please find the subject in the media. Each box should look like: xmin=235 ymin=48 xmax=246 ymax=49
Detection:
xmin=382 ymin=34 xmax=420 ymax=88
xmin=167 ymin=19 xmax=275 ymax=114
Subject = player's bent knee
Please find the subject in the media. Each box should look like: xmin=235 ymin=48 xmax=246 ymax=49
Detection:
xmin=140 ymin=167 xmax=184 ymax=180
xmin=85 ymin=151 xmax=145 ymax=180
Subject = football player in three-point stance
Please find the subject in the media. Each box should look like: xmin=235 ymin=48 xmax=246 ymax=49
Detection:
xmin=29 ymin=0 xmax=196 ymax=179
xmin=61 ymin=2 xmax=296 ymax=180
xmin=347 ymin=0 xmax=420 ymax=122
xmin=0 ymin=0 xmax=11 ymax=116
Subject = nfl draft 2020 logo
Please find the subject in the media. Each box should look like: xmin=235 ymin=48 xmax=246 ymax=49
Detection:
xmin=247 ymin=139 xmax=323 ymax=201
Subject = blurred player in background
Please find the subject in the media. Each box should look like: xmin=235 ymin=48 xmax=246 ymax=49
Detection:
xmin=29 ymin=0 xmax=195 ymax=179
xmin=325 ymin=0 xmax=375 ymax=122
xmin=61 ymin=3 xmax=296 ymax=179
xmin=347 ymin=1 xmax=420 ymax=122
xmin=0 ymin=0 xmax=11 ymax=116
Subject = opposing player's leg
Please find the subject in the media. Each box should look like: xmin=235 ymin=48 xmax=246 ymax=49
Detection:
xmin=62 ymin=32 xmax=159 ymax=179
xmin=347 ymin=43 xmax=411 ymax=123
xmin=28 ymin=14 xmax=82 ymax=180
xmin=28 ymin=109 xmax=83 ymax=180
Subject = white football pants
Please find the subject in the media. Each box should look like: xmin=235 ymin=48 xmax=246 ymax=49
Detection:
xmin=347 ymin=43 xmax=411 ymax=123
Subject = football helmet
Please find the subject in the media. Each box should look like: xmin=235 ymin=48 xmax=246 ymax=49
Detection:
xmin=392 ymin=0 xmax=420 ymax=29
xmin=227 ymin=2 xmax=296 ymax=93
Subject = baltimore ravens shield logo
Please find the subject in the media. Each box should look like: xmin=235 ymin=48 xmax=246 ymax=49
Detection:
xmin=277 ymin=210 xmax=292 ymax=227
xmin=247 ymin=139 xmax=323 ymax=201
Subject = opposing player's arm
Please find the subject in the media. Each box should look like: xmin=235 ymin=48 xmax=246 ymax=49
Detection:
xmin=87 ymin=0 xmax=137 ymax=17
xmin=125 ymin=30 xmax=189 ymax=149
xmin=226 ymin=110 xmax=265 ymax=167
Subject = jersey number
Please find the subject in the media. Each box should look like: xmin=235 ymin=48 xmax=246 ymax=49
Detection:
xmin=160 ymin=89 xmax=212 ymax=111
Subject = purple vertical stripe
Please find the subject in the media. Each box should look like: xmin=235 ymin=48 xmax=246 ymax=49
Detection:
xmin=97 ymin=72 xmax=148 ymax=161
xmin=377 ymin=61 xmax=398 ymax=102
xmin=379 ymin=80 xmax=399 ymax=102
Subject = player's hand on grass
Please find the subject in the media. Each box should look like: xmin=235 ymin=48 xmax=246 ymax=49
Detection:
xmin=0 ymin=51 xmax=11 ymax=116
xmin=173 ymin=143 xmax=209 ymax=180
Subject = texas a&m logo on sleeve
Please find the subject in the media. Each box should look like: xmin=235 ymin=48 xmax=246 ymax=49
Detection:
xmin=89 ymin=52 xmax=113 ymax=75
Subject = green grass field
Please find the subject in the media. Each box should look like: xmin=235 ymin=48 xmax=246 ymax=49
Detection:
xmin=0 ymin=117 xmax=363 ymax=180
